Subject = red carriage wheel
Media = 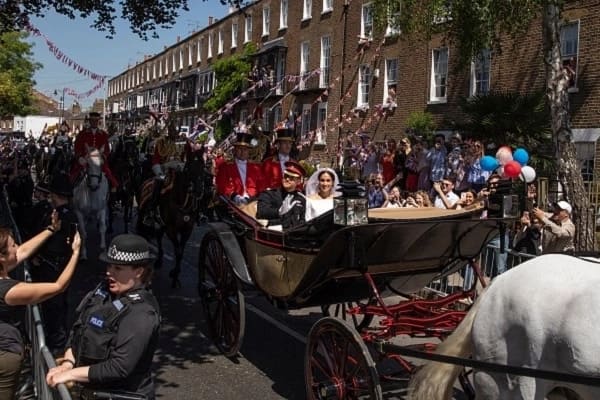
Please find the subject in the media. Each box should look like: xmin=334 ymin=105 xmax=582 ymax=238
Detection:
xmin=198 ymin=233 xmax=245 ymax=357
xmin=321 ymin=298 xmax=376 ymax=332
xmin=305 ymin=317 xmax=382 ymax=400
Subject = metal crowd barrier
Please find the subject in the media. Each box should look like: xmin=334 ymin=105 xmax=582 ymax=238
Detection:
xmin=1 ymin=185 xmax=72 ymax=400
xmin=425 ymin=243 xmax=537 ymax=297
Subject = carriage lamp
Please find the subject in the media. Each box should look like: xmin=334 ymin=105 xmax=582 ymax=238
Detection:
xmin=487 ymin=179 xmax=520 ymax=219
xmin=333 ymin=181 xmax=368 ymax=226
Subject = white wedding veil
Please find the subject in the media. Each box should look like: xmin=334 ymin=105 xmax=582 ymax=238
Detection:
xmin=305 ymin=168 xmax=340 ymax=197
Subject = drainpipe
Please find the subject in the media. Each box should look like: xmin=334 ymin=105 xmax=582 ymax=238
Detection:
xmin=337 ymin=0 xmax=349 ymax=172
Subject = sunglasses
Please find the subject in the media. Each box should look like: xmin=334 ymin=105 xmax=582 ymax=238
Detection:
xmin=283 ymin=173 xmax=300 ymax=181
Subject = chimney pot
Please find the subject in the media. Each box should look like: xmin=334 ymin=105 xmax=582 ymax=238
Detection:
xmin=208 ymin=16 xmax=214 ymax=25
xmin=177 ymin=35 xmax=180 ymax=42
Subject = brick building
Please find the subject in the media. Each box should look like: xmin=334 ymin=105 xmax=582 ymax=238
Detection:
xmin=106 ymin=0 xmax=600 ymax=177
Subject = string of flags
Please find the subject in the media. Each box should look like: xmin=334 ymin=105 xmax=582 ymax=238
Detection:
xmin=26 ymin=22 xmax=107 ymax=99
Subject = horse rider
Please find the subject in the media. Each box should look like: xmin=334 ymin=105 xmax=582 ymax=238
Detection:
xmin=144 ymin=122 xmax=184 ymax=226
xmin=215 ymin=130 xmax=264 ymax=205
xmin=70 ymin=112 xmax=119 ymax=191
xmin=30 ymin=173 xmax=79 ymax=355
xmin=262 ymin=123 xmax=297 ymax=190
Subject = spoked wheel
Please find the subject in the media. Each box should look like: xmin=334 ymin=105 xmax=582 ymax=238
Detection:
xmin=321 ymin=298 xmax=376 ymax=332
xmin=305 ymin=317 xmax=382 ymax=400
xmin=198 ymin=233 xmax=245 ymax=357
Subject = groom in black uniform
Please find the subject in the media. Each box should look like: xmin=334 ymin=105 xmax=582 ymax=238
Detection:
xmin=256 ymin=161 xmax=306 ymax=229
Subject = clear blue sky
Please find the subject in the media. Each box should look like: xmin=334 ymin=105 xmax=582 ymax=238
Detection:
xmin=29 ymin=2 xmax=230 ymax=109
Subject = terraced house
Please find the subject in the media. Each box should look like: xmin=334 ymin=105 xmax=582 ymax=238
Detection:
xmin=107 ymin=0 xmax=600 ymax=178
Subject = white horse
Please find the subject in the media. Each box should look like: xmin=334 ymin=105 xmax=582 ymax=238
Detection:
xmin=410 ymin=253 xmax=600 ymax=400
xmin=72 ymin=145 xmax=109 ymax=260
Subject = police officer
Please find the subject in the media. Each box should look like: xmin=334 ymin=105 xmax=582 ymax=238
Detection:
xmin=46 ymin=234 xmax=160 ymax=400
xmin=31 ymin=172 xmax=79 ymax=354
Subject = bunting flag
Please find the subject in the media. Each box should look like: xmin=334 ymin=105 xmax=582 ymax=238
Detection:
xmin=64 ymin=80 xmax=105 ymax=100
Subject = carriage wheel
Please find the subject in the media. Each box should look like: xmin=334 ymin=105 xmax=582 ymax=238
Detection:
xmin=198 ymin=233 xmax=245 ymax=357
xmin=305 ymin=317 xmax=382 ymax=400
xmin=321 ymin=298 xmax=376 ymax=332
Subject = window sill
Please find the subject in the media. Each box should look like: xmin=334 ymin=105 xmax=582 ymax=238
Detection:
xmin=354 ymin=105 xmax=369 ymax=112
xmin=231 ymin=45 xmax=237 ymax=50
xmin=357 ymin=36 xmax=373 ymax=45
xmin=279 ymin=25 xmax=288 ymax=31
xmin=381 ymin=102 xmax=397 ymax=110
xmin=262 ymin=33 xmax=269 ymax=38
xmin=322 ymin=8 xmax=333 ymax=15
xmin=301 ymin=16 xmax=312 ymax=22
xmin=427 ymin=99 xmax=447 ymax=105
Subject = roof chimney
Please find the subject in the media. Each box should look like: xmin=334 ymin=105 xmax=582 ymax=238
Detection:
xmin=176 ymin=35 xmax=180 ymax=42
xmin=208 ymin=16 xmax=214 ymax=25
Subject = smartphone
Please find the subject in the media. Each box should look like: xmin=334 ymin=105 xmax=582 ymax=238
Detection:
xmin=69 ymin=223 xmax=78 ymax=240
xmin=460 ymin=192 xmax=467 ymax=201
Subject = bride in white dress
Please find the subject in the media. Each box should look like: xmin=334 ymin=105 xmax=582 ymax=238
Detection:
xmin=305 ymin=168 xmax=340 ymax=221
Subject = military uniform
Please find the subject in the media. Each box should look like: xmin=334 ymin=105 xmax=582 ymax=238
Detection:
xmin=256 ymin=188 xmax=306 ymax=229
xmin=69 ymin=283 xmax=160 ymax=399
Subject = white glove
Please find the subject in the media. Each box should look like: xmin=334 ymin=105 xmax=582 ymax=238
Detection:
xmin=279 ymin=195 xmax=301 ymax=215
xmin=138 ymin=153 xmax=147 ymax=162
xmin=233 ymin=195 xmax=249 ymax=205
xmin=152 ymin=164 xmax=163 ymax=177
xmin=78 ymin=156 xmax=87 ymax=166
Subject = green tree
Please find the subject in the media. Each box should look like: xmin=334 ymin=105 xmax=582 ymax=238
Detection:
xmin=405 ymin=111 xmax=436 ymax=142
xmin=204 ymin=43 xmax=256 ymax=139
xmin=372 ymin=0 xmax=593 ymax=250
xmin=0 ymin=31 xmax=40 ymax=118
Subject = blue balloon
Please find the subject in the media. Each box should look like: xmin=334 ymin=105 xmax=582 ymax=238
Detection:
xmin=480 ymin=155 xmax=499 ymax=172
xmin=513 ymin=148 xmax=530 ymax=166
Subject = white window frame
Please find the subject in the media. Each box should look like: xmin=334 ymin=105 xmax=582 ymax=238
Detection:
xmin=280 ymin=0 xmax=288 ymax=29
xmin=316 ymin=102 xmax=327 ymax=144
xmin=262 ymin=7 xmax=270 ymax=37
xmin=322 ymin=0 xmax=333 ymax=14
xmin=207 ymin=33 xmax=213 ymax=59
xmin=146 ymin=65 xmax=149 ymax=82
xmin=262 ymin=107 xmax=270 ymax=132
xmin=244 ymin=14 xmax=253 ymax=43
xmin=303 ymin=0 xmax=312 ymax=20
xmin=320 ymin=35 xmax=331 ymax=88
xmin=430 ymin=47 xmax=448 ymax=103
xmin=357 ymin=64 xmax=371 ymax=108
xmin=273 ymin=105 xmax=283 ymax=126
xmin=179 ymin=48 xmax=183 ymax=70
xmin=300 ymin=41 xmax=310 ymax=90
xmin=469 ymin=49 xmax=491 ymax=96
xmin=188 ymin=43 xmax=193 ymax=66
xmin=218 ymin=30 xmax=224 ymax=54
xmin=361 ymin=3 xmax=374 ymax=40
xmin=172 ymin=53 xmax=176 ymax=74
xmin=384 ymin=58 xmax=398 ymax=104
xmin=560 ymin=20 xmax=580 ymax=91
xmin=301 ymin=104 xmax=312 ymax=137
xmin=159 ymin=60 xmax=163 ymax=77
xmin=231 ymin=22 xmax=238 ymax=48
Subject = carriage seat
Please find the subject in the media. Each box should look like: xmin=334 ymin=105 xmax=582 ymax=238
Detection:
xmin=238 ymin=201 xmax=281 ymax=230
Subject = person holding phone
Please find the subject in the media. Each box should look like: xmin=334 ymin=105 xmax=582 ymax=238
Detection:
xmin=30 ymin=173 xmax=80 ymax=355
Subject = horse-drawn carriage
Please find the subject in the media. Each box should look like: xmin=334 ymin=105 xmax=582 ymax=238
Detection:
xmin=197 ymin=187 xmax=521 ymax=398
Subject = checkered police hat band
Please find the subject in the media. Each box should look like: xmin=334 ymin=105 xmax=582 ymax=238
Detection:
xmin=108 ymin=245 xmax=150 ymax=262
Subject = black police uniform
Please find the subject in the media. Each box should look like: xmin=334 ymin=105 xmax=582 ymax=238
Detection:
xmin=256 ymin=188 xmax=306 ymax=229
xmin=69 ymin=283 xmax=160 ymax=399
xmin=31 ymin=203 xmax=78 ymax=352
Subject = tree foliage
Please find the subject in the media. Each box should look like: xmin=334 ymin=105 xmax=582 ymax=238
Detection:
xmin=405 ymin=111 xmax=436 ymax=142
xmin=0 ymin=31 xmax=41 ymax=118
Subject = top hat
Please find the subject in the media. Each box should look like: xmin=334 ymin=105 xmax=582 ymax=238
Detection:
xmin=35 ymin=179 xmax=50 ymax=194
xmin=99 ymin=234 xmax=156 ymax=265
xmin=274 ymin=122 xmax=295 ymax=142
xmin=234 ymin=132 xmax=255 ymax=147
xmin=48 ymin=173 xmax=73 ymax=197
xmin=283 ymin=161 xmax=307 ymax=179
xmin=88 ymin=112 xmax=101 ymax=119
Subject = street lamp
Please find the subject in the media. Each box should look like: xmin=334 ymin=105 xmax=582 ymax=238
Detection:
xmin=53 ymin=88 xmax=66 ymax=124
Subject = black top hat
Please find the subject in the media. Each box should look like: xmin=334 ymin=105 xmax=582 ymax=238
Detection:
xmin=48 ymin=173 xmax=73 ymax=197
xmin=234 ymin=132 xmax=254 ymax=147
xmin=35 ymin=179 xmax=50 ymax=194
xmin=274 ymin=122 xmax=295 ymax=142
xmin=99 ymin=234 xmax=156 ymax=265
xmin=89 ymin=112 xmax=101 ymax=118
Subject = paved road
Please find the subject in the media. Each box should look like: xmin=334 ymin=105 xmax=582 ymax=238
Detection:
xmin=70 ymin=213 xmax=467 ymax=400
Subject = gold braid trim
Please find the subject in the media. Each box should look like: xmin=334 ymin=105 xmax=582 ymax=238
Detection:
xmin=156 ymin=137 xmax=177 ymax=159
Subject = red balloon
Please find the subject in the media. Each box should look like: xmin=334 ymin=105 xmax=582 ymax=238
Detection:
xmin=504 ymin=160 xmax=522 ymax=178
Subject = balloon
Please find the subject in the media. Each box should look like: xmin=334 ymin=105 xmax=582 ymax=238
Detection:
xmin=519 ymin=165 xmax=536 ymax=183
xmin=504 ymin=160 xmax=522 ymax=178
xmin=480 ymin=155 xmax=499 ymax=172
xmin=496 ymin=146 xmax=513 ymax=165
xmin=513 ymin=148 xmax=530 ymax=166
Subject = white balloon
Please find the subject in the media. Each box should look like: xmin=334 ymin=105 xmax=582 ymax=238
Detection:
xmin=519 ymin=165 xmax=536 ymax=183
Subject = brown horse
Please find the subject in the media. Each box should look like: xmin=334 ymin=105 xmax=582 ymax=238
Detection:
xmin=137 ymin=148 xmax=212 ymax=288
